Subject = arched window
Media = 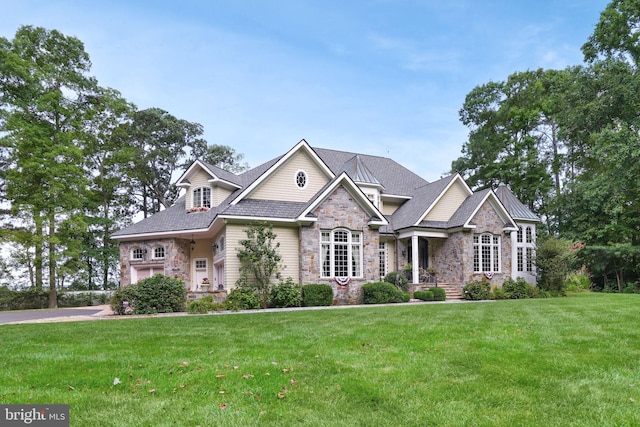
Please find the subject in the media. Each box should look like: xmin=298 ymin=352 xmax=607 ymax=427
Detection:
xmin=473 ymin=233 xmax=500 ymax=273
xmin=321 ymin=229 xmax=362 ymax=278
xmin=193 ymin=187 xmax=211 ymax=208
xmin=131 ymin=248 xmax=144 ymax=260
xmin=153 ymin=246 xmax=165 ymax=259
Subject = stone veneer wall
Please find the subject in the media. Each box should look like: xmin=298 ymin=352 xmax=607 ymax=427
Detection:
xmin=119 ymin=238 xmax=191 ymax=287
xmin=464 ymin=201 xmax=513 ymax=287
xmin=300 ymin=186 xmax=380 ymax=304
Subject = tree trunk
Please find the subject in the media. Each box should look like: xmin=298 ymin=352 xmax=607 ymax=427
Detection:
xmin=34 ymin=213 xmax=44 ymax=290
xmin=48 ymin=214 xmax=57 ymax=308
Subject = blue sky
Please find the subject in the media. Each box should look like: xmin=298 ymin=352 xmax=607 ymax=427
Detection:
xmin=3 ymin=1 xmax=608 ymax=182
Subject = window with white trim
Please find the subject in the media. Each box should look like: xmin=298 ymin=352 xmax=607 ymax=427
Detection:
xmin=192 ymin=187 xmax=211 ymax=208
xmin=295 ymin=171 xmax=307 ymax=189
xmin=153 ymin=247 xmax=165 ymax=259
xmin=473 ymin=233 xmax=501 ymax=273
xmin=321 ymin=229 xmax=363 ymax=278
xmin=379 ymin=242 xmax=388 ymax=280
xmin=516 ymin=225 xmax=536 ymax=273
xmin=132 ymin=248 xmax=144 ymax=260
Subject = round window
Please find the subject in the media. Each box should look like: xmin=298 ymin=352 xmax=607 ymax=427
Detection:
xmin=295 ymin=171 xmax=307 ymax=188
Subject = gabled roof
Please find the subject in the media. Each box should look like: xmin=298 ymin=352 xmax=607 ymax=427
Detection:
xmin=297 ymin=172 xmax=388 ymax=227
xmin=176 ymin=160 xmax=242 ymax=190
xmin=230 ymin=139 xmax=334 ymax=205
xmin=313 ymin=147 xmax=427 ymax=197
xmin=390 ymin=174 xmax=458 ymax=230
xmin=446 ymin=188 xmax=518 ymax=230
xmin=494 ymin=184 xmax=539 ymax=221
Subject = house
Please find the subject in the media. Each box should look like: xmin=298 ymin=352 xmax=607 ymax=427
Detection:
xmin=112 ymin=139 xmax=539 ymax=303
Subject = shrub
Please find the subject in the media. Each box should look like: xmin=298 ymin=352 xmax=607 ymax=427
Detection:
xmin=384 ymin=271 xmax=409 ymax=291
xmin=431 ymin=287 xmax=446 ymax=301
xmin=490 ymin=286 xmax=509 ymax=300
xmin=225 ymin=288 xmax=260 ymax=311
xmin=0 ymin=287 xmax=49 ymax=310
xmin=564 ymin=272 xmax=592 ymax=291
xmin=402 ymin=292 xmax=411 ymax=302
xmin=301 ymin=284 xmax=334 ymax=306
xmin=187 ymin=295 xmax=226 ymax=314
xmin=110 ymin=275 xmax=187 ymax=315
xmin=502 ymin=277 xmax=536 ymax=299
xmin=269 ymin=278 xmax=302 ymax=308
xmin=362 ymin=282 xmax=406 ymax=304
xmin=463 ymin=279 xmax=491 ymax=300
xmin=414 ymin=290 xmax=434 ymax=301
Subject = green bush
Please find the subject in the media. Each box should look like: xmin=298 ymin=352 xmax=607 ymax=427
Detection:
xmin=362 ymin=282 xmax=406 ymax=304
xmin=187 ymin=296 xmax=225 ymax=314
xmin=431 ymin=287 xmax=446 ymax=301
xmin=384 ymin=271 xmax=409 ymax=291
xmin=402 ymin=292 xmax=411 ymax=302
xmin=301 ymin=284 xmax=334 ymax=306
xmin=0 ymin=287 xmax=49 ymax=310
xmin=490 ymin=286 xmax=509 ymax=300
xmin=564 ymin=272 xmax=592 ymax=291
xmin=225 ymin=288 xmax=260 ymax=311
xmin=269 ymin=278 xmax=302 ymax=308
xmin=463 ymin=279 xmax=491 ymax=300
xmin=110 ymin=275 xmax=186 ymax=315
xmin=414 ymin=290 xmax=434 ymax=301
xmin=503 ymin=277 xmax=536 ymax=299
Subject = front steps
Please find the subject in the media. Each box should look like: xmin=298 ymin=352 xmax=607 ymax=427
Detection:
xmin=413 ymin=282 xmax=464 ymax=300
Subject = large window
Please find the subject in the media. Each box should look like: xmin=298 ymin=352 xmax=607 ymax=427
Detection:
xmin=473 ymin=233 xmax=500 ymax=273
xmin=516 ymin=226 xmax=535 ymax=273
xmin=192 ymin=187 xmax=211 ymax=208
xmin=321 ymin=229 xmax=363 ymax=278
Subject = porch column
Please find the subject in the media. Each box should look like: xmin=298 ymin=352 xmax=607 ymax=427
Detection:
xmin=411 ymin=235 xmax=419 ymax=284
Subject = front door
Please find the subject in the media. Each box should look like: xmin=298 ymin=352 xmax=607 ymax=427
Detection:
xmin=193 ymin=258 xmax=208 ymax=291
xmin=214 ymin=261 xmax=225 ymax=290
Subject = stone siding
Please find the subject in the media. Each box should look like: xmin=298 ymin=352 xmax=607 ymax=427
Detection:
xmin=300 ymin=186 xmax=380 ymax=304
xmin=119 ymin=238 xmax=191 ymax=287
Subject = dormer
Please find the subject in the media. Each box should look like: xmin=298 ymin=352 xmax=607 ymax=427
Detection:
xmin=342 ymin=155 xmax=384 ymax=209
xmin=176 ymin=160 xmax=242 ymax=211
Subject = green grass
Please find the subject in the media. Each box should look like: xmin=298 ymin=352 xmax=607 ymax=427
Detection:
xmin=2 ymin=293 xmax=640 ymax=426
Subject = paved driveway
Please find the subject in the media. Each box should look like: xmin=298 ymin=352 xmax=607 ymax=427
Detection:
xmin=0 ymin=306 xmax=111 ymax=325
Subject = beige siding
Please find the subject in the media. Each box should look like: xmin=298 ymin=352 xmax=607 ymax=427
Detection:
xmin=423 ymin=180 xmax=468 ymax=222
xmin=186 ymin=168 xmax=234 ymax=208
xmin=382 ymin=200 xmax=403 ymax=216
xmin=225 ymin=224 xmax=300 ymax=290
xmin=212 ymin=187 xmax=233 ymax=206
xmin=250 ymin=150 xmax=330 ymax=202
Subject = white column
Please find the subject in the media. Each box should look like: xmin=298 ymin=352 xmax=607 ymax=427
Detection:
xmin=411 ymin=235 xmax=419 ymax=284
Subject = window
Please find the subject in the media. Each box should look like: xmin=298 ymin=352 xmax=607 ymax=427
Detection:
xmin=321 ymin=229 xmax=363 ymax=278
xmin=295 ymin=171 xmax=307 ymax=188
xmin=517 ymin=247 xmax=524 ymax=272
xmin=379 ymin=242 xmax=388 ymax=280
xmin=526 ymin=247 xmax=534 ymax=272
xmin=473 ymin=233 xmax=501 ymax=273
xmin=193 ymin=187 xmax=211 ymax=208
xmin=517 ymin=227 xmax=523 ymax=243
xmin=153 ymin=247 xmax=165 ymax=259
xmin=195 ymin=259 xmax=207 ymax=270
xmin=526 ymin=226 xmax=533 ymax=243
xmin=132 ymin=248 xmax=144 ymax=260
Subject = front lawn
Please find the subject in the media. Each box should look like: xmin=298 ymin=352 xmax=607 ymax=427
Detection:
xmin=1 ymin=293 xmax=639 ymax=426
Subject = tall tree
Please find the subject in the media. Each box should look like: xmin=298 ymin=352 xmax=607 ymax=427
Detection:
xmin=202 ymin=144 xmax=249 ymax=172
xmin=124 ymin=108 xmax=207 ymax=217
xmin=0 ymin=26 xmax=97 ymax=306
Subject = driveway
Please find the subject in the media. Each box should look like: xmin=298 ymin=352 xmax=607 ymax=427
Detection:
xmin=0 ymin=305 xmax=112 ymax=325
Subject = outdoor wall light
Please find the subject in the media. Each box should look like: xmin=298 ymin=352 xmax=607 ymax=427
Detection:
xmin=190 ymin=235 xmax=195 ymax=251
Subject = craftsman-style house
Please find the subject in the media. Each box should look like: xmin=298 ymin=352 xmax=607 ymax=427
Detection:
xmin=112 ymin=139 xmax=539 ymax=303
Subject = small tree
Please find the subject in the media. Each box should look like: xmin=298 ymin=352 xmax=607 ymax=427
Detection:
xmin=236 ymin=222 xmax=282 ymax=308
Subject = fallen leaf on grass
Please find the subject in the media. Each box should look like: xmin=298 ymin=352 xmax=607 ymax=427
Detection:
xmin=149 ymin=389 xmax=156 ymax=394
xmin=182 ymin=361 xmax=189 ymax=367
xmin=216 ymin=375 xmax=226 ymax=379
xmin=67 ymin=386 xmax=74 ymax=391
xmin=290 ymin=379 xmax=297 ymax=386
xmin=242 ymin=374 xmax=254 ymax=379
xmin=219 ymin=403 xmax=227 ymax=409
xmin=277 ymin=392 xmax=286 ymax=399
xmin=113 ymin=378 xmax=121 ymax=386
